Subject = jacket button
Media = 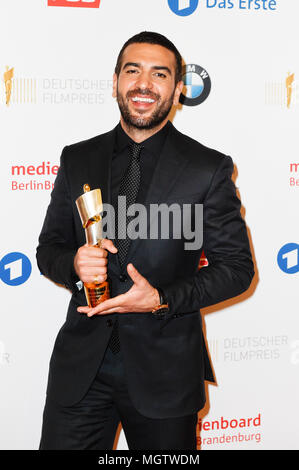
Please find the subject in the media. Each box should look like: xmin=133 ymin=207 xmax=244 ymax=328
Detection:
xmin=106 ymin=319 xmax=113 ymax=327
xmin=119 ymin=274 xmax=127 ymax=282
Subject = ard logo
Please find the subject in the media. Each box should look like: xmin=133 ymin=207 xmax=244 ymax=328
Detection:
xmin=0 ymin=252 xmax=32 ymax=286
xmin=277 ymin=243 xmax=299 ymax=274
xmin=168 ymin=0 xmax=199 ymax=16
xmin=48 ymin=0 xmax=100 ymax=8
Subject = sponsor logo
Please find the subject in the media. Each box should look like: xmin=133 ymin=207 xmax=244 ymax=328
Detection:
xmin=10 ymin=161 xmax=59 ymax=191
xmin=3 ymin=66 xmax=14 ymax=106
xmin=286 ymin=72 xmax=295 ymax=108
xmin=180 ymin=64 xmax=211 ymax=107
xmin=206 ymin=0 xmax=277 ymax=10
xmin=208 ymin=335 xmax=289 ymax=362
xmin=0 ymin=252 xmax=32 ymax=286
xmin=1 ymin=66 xmax=37 ymax=105
xmin=41 ymin=78 xmax=111 ymax=105
xmin=168 ymin=0 xmax=278 ymax=15
xmin=265 ymin=72 xmax=298 ymax=108
xmin=277 ymin=243 xmax=299 ymax=274
xmin=168 ymin=0 xmax=199 ymax=16
xmin=197 ymin=413 xmax=262 ymax=448
xmin=1 ymin=66 xmax=112 ymax=106
xmin=48 ymin=0 xmax=100 ymax=8
xmin=289 ymin=162 xmax=299 ymax=188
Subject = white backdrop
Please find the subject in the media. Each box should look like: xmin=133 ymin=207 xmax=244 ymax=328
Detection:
xmin=1 ymin=0 xmax=298 ymax=450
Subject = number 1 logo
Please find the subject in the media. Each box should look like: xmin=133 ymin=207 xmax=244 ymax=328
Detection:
xmin=168 ymin=0 xmax=199 ymax=16
xmin=0 ymin=252 xmax=32 ymax=286
xmin=277 ymin=243 xmax=299 ymax=274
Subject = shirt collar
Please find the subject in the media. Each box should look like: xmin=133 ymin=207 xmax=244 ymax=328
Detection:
xmin=115 ymin=121 xmax=171 ymax=157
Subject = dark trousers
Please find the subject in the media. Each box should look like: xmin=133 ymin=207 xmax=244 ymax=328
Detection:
xmin=39 ymin=346 xmax=198 ymax=450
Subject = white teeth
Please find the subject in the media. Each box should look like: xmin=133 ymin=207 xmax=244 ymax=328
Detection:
xmin=132 ymin=96 xmax=155 ymax=103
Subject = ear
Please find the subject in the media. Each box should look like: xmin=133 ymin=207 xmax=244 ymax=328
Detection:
xmin=173 ymin=80 xmax=184 ymax=106
xmin=112 ymin=73 xmax=117 ymax=98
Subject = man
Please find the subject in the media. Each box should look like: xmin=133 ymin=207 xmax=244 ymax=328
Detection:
xmin=37 ymin=31 xmax=254 ymax=450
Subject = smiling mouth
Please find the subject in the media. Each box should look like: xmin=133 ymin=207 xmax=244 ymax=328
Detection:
xmin=131 ymin=96 xmax=156 ymax=104
xmin=132 ymin=96 xmax=155 ymax=103
xmin=127 ymin=88 xmax=159 ymax=106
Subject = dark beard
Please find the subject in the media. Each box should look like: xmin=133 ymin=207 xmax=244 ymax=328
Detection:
xmin=116 ymin=87 xmax=174 ymax=130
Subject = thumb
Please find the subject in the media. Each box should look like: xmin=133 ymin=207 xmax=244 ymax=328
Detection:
xmin=127 ymin=263 xmax=145 ymax=285
xmin=100 ymin=238 xmax=118 ymax=254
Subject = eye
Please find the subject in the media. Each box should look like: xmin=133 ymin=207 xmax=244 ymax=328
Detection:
xmin=126 ymin=68 xmax=139 ymax=74
xmin=154 ymin=72 xmax=167 ymax=79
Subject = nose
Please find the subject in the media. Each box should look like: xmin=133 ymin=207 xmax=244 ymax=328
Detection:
xmin=135 ymin=70 xmax=153 ymax=91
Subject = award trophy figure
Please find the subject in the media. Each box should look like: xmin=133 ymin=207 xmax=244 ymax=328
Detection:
xmin=76 ymin=184 xmax=110 ymax=307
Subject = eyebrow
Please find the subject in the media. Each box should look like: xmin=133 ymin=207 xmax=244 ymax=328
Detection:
xmin=122 ymin=62 xmax=172 ymax=75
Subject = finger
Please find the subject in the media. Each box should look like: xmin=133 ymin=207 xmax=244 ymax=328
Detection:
xmin=78 ymin=246 xmax=108 ymax=260
xmin=90 ymin=307 xmax=124 ymax=315
xmin=78 ymin=306 xmax=92 ymax=314
xmin=77 ymin=294 xmax=125 ymax=316
xmin=94 ymin=295 xmax=125 ymax=313
xmin=84 ymin=266 xmax=107 ymax=275
xmin=127 ymin=263 xmax=146 ymax=286
xmin=78 ymin=257 xmax=108 ymax=267
xmin=100 ymin=238 xmax=118 ymax=254
xmin=78 ymin=305 xmax=105 ymax=316
xmin=78 ymin=308 xmax=123 ymax=317
xmin=81 ymin=273 xmax=107 ymax=284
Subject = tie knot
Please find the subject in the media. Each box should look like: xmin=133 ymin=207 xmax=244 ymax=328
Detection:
xmin=129 ymin=142 xmax=143 ymax=160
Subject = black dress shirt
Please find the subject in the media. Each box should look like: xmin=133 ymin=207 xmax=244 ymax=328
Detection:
xmin=110 ymin=121 xmax=171 ymax=213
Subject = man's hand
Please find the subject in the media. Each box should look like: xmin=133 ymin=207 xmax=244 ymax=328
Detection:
xmin=74 ymin=239 xmax=117 ymax=284
xmin=77 ymin=263 xmax=160 ymax=317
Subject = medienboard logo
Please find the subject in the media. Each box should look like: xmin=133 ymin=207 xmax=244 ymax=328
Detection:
xmin=48 ymin=0 xmax=100 ymax=8
xmin=10 ymin=161 xmax=58 ymax=192
xmin=197 ymin=413 xmax=262 ymax=448
xmin=0 ymin=252 xmax=32 ymax=286
xmin=289 ymin=161 xmax=299 ymax=188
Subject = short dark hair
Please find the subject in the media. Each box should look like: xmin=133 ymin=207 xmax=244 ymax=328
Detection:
xmin=115 ymin=31 xmax=182 ymax=84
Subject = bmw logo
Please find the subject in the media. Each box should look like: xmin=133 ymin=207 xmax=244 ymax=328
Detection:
xmin=180 ymin=64 xmax=211 ymax=107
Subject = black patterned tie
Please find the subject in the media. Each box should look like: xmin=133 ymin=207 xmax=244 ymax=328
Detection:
xmin=115 ymin=142 xmax=142 ymax=266
xmin=108 ymin=142 xmax=142 ymax=355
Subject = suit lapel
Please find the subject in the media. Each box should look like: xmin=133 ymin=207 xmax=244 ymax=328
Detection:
xmin=145 ymin=123 xmax=188 ymax=204
xmin=86 ymin=127 xmax=116 ymax=207
xmin=81 ymin=126 xmax=123 ymax=276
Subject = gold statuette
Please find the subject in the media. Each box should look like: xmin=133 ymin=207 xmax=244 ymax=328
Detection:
xmin=4 ymin=66 xmax=14 ymax=106
xmin=76 ymin=184 xmax=110 ymax=307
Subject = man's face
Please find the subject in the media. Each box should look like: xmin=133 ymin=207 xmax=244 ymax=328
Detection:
xmin=113 ymin=43 xmax=183 ymax=130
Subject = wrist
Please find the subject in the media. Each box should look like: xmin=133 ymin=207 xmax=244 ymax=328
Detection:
xmin=151 ymin=287 xmax=169 ymax=316
xmin=153 ymin=288 xmax=160 ymax=308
